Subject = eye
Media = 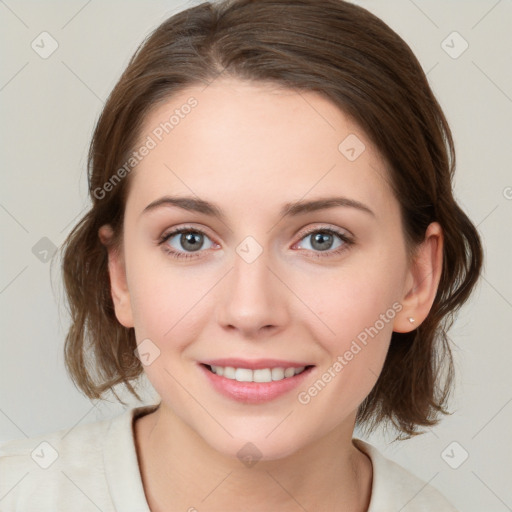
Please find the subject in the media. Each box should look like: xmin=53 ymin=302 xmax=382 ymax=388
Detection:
xmin=295 ymin=227 xmax=353 ymax=257
xmin=158 ymin=226 xmax=216 ymax=260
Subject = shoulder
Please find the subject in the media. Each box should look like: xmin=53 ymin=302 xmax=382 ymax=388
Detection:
xmin=0 ymin=405 xmax=155 ymax=512
xmin=353 ymin=439 xmax=458 ymax=512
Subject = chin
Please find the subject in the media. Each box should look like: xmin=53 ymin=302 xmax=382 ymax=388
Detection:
xmin=198 ymin=424 xmax=310 ymax=464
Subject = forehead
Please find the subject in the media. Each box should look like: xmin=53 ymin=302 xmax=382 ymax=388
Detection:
xmin=127 ymin=78 xmax=394 ymax=219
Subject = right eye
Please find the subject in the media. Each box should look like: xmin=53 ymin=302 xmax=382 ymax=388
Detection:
xmin=159 ymin=226 xmax=217 ymax=260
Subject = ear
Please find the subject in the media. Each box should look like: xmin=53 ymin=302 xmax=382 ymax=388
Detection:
xmin=393 ymin=222 xmax=443 ymax=333
xmin=98 ymin=224 xmax=134 ymax=328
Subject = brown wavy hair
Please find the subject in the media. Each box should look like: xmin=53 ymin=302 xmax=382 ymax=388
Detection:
xmin=60 ymin=0 xmax=483 ymax=438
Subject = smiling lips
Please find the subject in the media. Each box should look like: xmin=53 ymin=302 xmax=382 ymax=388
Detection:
xmin=199 ymin=358 xmax=315 ymax=403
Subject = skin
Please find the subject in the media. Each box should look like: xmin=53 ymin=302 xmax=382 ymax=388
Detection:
xmin=99 ymin=78 xmax=443 ymax=511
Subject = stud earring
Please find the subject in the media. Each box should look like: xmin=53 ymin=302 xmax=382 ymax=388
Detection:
xmin=408 ymin=317 xmax=415 ymax=324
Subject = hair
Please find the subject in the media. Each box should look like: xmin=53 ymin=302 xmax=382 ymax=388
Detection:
xmin=61 ymin=0 xmax=483 ymax=438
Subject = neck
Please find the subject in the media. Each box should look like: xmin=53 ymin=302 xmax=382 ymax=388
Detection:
xmin=133 ymin=405 xmax=373 ymax=512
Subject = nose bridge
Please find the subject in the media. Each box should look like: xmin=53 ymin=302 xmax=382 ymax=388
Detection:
xmin=215 ymin=242 xmax=288 ymax=335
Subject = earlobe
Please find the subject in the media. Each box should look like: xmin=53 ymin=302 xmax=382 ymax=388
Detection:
xmin=98 ymin=224 xmax=134 ymax=328
xmin=393 ymin=222 xmax=444 ymax=333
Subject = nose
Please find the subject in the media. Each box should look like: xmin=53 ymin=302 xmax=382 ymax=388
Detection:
xmin=215 ymin=249 xmax=290 ymax=339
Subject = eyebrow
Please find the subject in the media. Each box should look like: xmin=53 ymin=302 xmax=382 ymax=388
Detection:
xmin=141 ymin=195 xmax=375 ymax=220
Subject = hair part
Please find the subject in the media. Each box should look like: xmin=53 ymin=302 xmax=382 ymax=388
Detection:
xmin=61 ymin=0 xmax=483 ymax=438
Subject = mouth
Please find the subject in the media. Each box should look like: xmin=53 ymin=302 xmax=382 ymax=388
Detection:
xmin=198 ymin=361 xmax=316 ymax=404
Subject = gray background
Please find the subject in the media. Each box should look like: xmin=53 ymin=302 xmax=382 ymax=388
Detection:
xmin=1 ymin=1 xmax=511 ymax=510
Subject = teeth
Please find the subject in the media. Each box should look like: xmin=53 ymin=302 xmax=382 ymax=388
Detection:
xmin=209 ymin=365 xmax=306 ymax=383
xmin=271 ymin=367 xmax=284 ymax=381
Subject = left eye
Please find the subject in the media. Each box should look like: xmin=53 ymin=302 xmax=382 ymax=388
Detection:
xmin=296 ymin=229 xmax=347 ymax=252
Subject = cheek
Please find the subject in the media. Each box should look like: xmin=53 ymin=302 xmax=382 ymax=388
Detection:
xmin=126 ymin=266 xmax=212 ymax=402
xmin=293 ymin=252 xmax=405 ymax=397
xmin=304 ymin=259 xmax=403 ymax=343
xmin=126 ymin=248 xmax=214 ymax=348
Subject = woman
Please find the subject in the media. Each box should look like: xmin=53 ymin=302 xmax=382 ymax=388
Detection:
xmin=0 ymin=1 xmax=482 ymax=510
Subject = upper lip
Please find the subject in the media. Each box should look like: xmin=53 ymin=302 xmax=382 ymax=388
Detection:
xmin=200 ymin=358 xmax=314 ymax=370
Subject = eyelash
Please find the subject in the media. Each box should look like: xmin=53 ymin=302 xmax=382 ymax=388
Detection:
xmin=157 ymin=225 xmax=354 ymax=260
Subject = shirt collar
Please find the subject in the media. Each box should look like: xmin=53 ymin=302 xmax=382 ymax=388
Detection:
xmin=103 ymin=404 xmax=159 ymax=512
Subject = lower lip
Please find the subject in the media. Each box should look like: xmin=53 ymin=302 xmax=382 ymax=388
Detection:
xmin=199 ymin=364 xmax=315 ymax=404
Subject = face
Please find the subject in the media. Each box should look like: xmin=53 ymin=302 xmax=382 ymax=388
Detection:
xmin=105 ymin=77 xmax=429 ymax=461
